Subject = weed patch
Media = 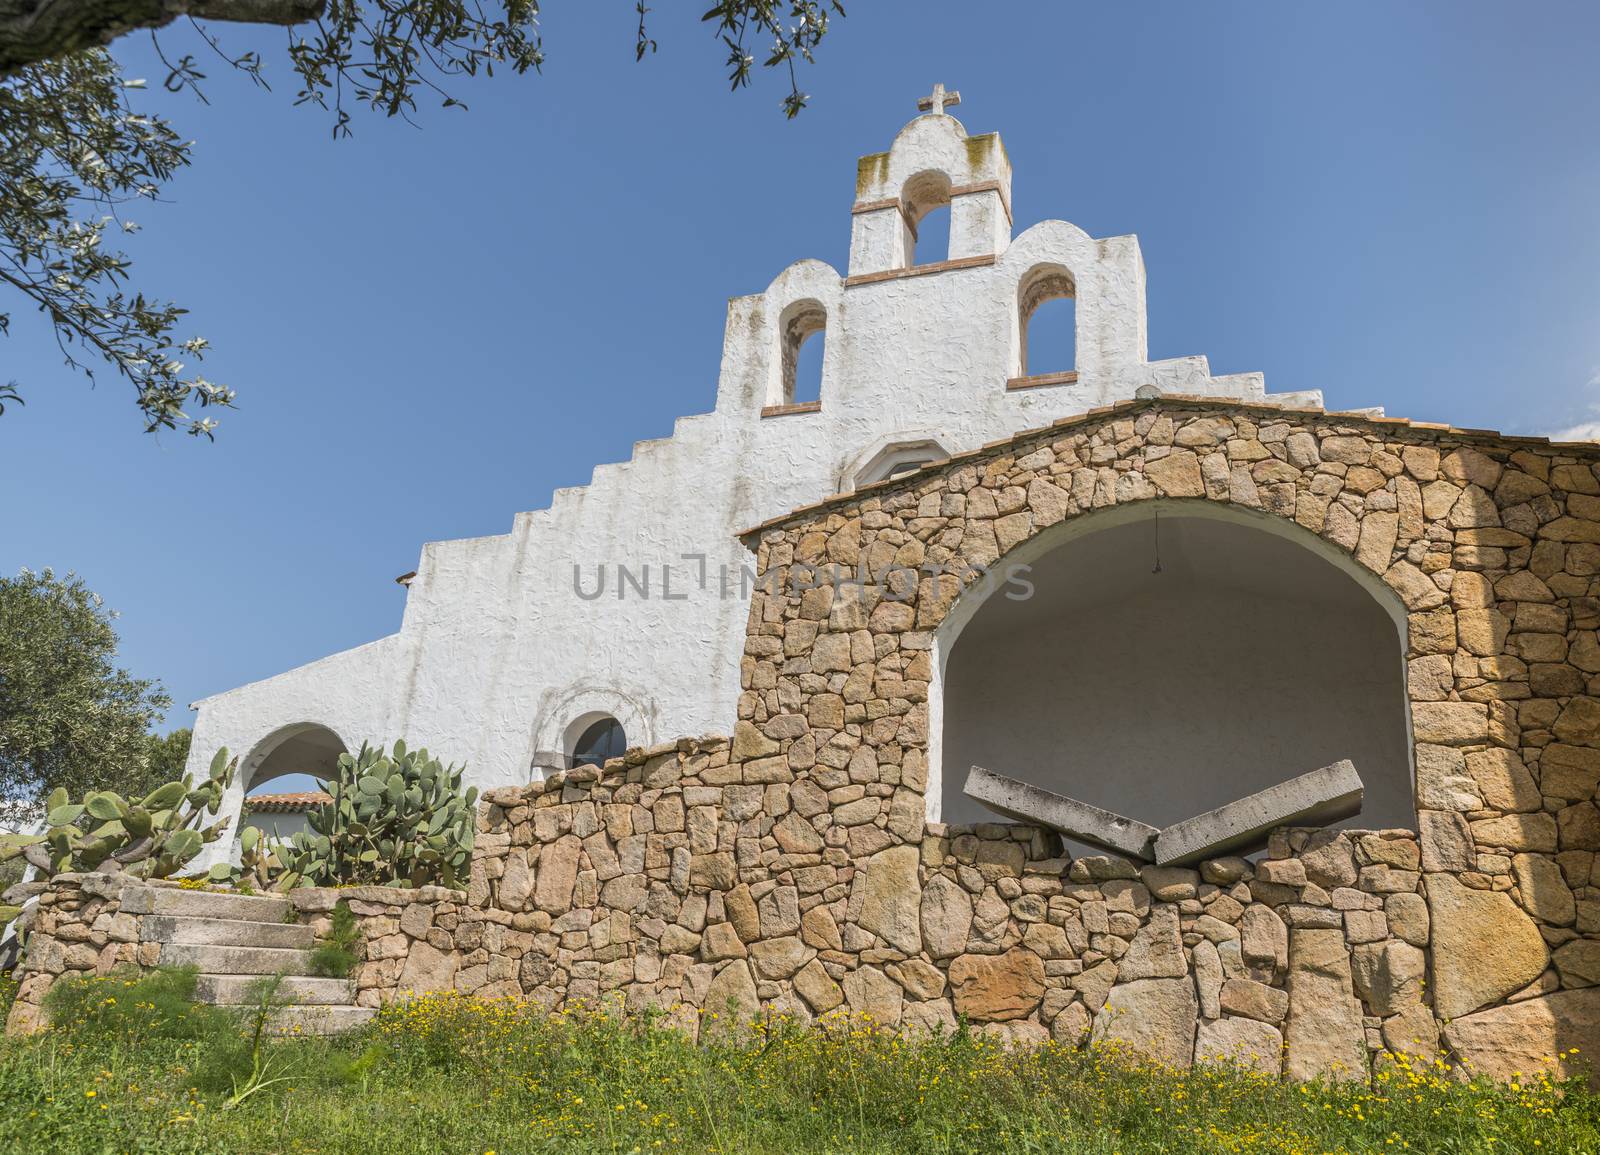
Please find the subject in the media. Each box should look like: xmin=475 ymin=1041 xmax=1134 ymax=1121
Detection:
xmin=308 ymin=900 xmax=361 ymax=979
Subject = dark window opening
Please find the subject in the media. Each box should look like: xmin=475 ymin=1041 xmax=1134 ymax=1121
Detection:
xmin=570 ymin=717 xmax=627 ymax=768
xmin=883 ymin=459 xmax=932 ymax=480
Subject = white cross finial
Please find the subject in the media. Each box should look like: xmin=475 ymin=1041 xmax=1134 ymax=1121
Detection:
xmin=916 ymin=82 xmax=960 ymax=116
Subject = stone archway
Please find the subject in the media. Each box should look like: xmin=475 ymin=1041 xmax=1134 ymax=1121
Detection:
xmin=931 ymin=501 xmax=1414 ymax=829
xmin=719 ymin=399 xmax=1600 ymax=1078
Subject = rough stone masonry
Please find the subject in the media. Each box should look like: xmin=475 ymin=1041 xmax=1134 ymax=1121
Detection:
xmin=12 ymin=397 xmax=1600 ymax=1084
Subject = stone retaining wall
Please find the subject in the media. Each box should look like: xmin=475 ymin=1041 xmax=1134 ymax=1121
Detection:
xmin=6 ymin=873 xmax=153 ymax=1030
xmin=3 ymin=875 xmax=469 ymax=1028
xmin=5 ymin=874 xmax=208 ymax=1032
xmin=453 ymin=742 xmax=1462 ymax=1079
xmin=288 ymin=885 xmax=469 ymax=1008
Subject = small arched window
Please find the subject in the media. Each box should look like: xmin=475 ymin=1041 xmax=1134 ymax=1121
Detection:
xmin=851 ymin=438 xmax=952 ymax=489
xmin=901 ymin=170 xmax=953 ymax=267
xmin=1012 ymin=264 xmax=1077 ymax=388
xmin=881 ymin=459 xmax=931 ymax=480
xmin=780 ymin=300 xmax=827 ymax=407
xmin=569 ymin=716 xmax=626 ymax=769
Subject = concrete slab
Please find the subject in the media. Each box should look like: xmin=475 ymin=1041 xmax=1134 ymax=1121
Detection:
xmin=1153 ymin=760 xmax=1364 ymax=866
xmin=964 ymin=766 xmax=1160 ymax=861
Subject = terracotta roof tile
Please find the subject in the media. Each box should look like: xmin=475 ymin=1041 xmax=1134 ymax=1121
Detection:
xmin=244 ymin=791 xmax=332 ymax=814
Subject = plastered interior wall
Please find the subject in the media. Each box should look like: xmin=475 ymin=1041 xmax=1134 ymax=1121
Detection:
xmin=239 ymin=810 xmax=313 ymax=840
xmin=939 ymin=513 xmax=1414 ymax=828
xmin=183 ymin=101 xmax=1327 ymax=868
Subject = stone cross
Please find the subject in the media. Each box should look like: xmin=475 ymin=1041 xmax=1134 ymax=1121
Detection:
xmin=916 ymin=82 xmax=960 ymax=115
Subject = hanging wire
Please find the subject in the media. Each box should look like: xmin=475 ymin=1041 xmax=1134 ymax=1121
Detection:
xmin=1152 ymin=509 xmax=1163 ymax=574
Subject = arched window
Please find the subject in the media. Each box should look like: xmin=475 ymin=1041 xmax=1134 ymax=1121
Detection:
xmin=780 ymin=300 xmax=827 ymax=407
xmin=1013 ymin=264 xmax=1077 ymax=387
xmin=852 ymin=438 xmax=951 ymax=489
xmin=569 ymin=716 xmax=626 ymax=769
xmin=901 ymin=170 xmax=952 ymax=267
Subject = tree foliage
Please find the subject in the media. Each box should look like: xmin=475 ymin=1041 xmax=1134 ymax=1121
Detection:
xmin=0 ymin=568 xmax=171 ymax=814
xmin=1 ymin=52 xmax=232 ymax=436
xmin=145 ymin=726 xmax=192 ymax=781
xmin=0 ymin=2 xmax=843 ymax=435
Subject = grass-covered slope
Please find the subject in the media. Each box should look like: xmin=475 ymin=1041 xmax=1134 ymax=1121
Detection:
xmin=1 ymin=972 xmax=1595 ymax=1154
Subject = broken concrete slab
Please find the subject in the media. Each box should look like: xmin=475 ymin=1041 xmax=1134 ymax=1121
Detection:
xmin=1153 ymin=760 xmax=1364 ymax=866
xmin=964 ymin=766 xmax=1159 ymax=861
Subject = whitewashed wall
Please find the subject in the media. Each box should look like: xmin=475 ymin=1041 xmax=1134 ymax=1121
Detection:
xmin=187 ymin=106 xmax=1328 ymax=863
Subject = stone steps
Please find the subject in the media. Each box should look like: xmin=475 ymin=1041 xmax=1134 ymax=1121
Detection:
xmin=263 ymin=1005 xmax=376 ymax=1036
xmin=120 ymin=885 xmax=372 ymax=1034
xmin=121 ymin=887 xmax=293 ymax=924
xmin=194 ymin=974 xmax=355 ymax=1006
xmin=158 ymin=941 xmax=320 ymax=977
xmin=142 ymin=914 xmax=316 ymax=950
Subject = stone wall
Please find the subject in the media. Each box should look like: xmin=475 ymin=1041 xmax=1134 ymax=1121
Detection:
xmin=6 ymin=873 xmax=152 ymax=1031
xmin=12 ymin=399 xmax=1600 ymax=1081
xmin=289 ymin=886 xmax=469 ymax=1008
xmin=722 ymin=397 xmax=1600 ymax=1080
xmin=453 ymin=742 xmax=1452 ymax=1078
xmin=3 ymin=874 xmax=469 ymax=1029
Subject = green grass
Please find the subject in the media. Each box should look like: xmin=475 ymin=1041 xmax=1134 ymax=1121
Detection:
xmin=0 ymin=973 xmax=1596 ymax=1154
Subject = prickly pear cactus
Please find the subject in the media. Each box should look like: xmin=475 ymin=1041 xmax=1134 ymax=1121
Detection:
xmin=278 ymin=740 xmax=477 ymax=889
xmin=0 ymin=748 xmax=238 ymax=879
xmin=208 ymin=824 xmax=299 ymax=892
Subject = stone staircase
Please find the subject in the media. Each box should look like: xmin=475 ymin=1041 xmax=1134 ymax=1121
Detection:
xmin=122 ymin=886 xmax=374 ymax=1034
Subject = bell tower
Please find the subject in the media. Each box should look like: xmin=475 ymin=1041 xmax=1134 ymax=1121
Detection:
xmin=847 ymin=83 xmax=1014 ymax=279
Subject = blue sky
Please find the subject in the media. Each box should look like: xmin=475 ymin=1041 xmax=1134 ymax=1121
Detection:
xmin=3 ymin=2 xmax=1598 ymax=757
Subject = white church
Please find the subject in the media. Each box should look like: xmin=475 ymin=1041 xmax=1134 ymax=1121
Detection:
xmin=189 ymin=89 xmax=1408 ymax=854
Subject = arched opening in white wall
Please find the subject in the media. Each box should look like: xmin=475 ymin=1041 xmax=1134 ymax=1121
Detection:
xmin=932 ymin=504 xmax=1414 ymax=838
xmin=1016 ymin=264 xmax=1076 ymax=381
xmin=244 ymin=723 xmax=346 ymax=792
xmin=780 ymin=299 xmax=827 ymax=407
xmin=901 ymin=170 xmax=952 ymax=267
xmin=238 ymin=723 xmax=347 ymax=842
xmin=566 ymin=713 xmax=627 ymax=769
